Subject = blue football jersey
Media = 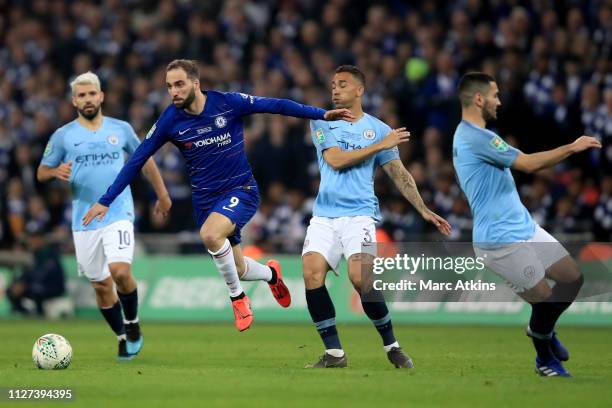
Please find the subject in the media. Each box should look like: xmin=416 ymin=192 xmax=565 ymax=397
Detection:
xmin=310 ymin=113 xmax=399 ymax=220
xmin=40 ymin=117 xmax=140 ymax=231
xmin=452 ymin=120 xmax=535 ymax=245
xmin=99 ymin=91 xmax=326 ymax=213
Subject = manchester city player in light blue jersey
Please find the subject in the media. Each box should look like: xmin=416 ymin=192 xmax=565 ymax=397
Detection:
xmin=37 ymin=72 xmax=171 ymax=360
xmin=452 ymin=72 xmax=601 ymax=377
xmin=302 ymin=65 xmax=452 ymax=368
xmin=83 ymin=59 xmax=353 ymax=332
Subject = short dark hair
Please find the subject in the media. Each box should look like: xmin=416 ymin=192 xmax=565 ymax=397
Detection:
xmin=457 ymin=72 xmax=496 ymax=107
xmin=166 ymin=59 xmax=200 ymax=81
xmin=335 ymin=65 xmax=366 ymax=87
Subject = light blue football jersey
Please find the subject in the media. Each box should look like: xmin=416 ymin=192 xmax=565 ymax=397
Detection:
xmin=40 ymin=117 xmax=140 ymax=231
xmin=310 ymin=113 xmax=399 ymax=220
xmin=452 ymin=120 xmax=535 ymax=245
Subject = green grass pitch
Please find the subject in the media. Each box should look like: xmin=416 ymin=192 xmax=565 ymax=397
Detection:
xmin=1 ymin=320 xmax=611 ymax=407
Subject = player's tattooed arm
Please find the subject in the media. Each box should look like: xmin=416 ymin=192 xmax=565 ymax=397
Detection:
xmin=382 ymin=160 xmax=428 ymax=214
xmin=382 ymin=160 xmax=452 ymax=236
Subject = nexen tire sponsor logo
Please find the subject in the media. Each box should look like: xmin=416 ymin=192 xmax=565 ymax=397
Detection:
xmin=184 ymin=132 xmax=231 ymax=149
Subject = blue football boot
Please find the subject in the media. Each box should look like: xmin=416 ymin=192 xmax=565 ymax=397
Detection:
xmin=125 ymin=322 xmax=144 ymax=356
xmin=535 ymin=357 xmax=571 ymax=377
xmin=550 ymin=331 xmax=569 ymax=361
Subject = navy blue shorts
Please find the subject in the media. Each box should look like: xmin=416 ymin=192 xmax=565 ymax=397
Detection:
xmin=194 ymin=186 xmax=260 ymax=246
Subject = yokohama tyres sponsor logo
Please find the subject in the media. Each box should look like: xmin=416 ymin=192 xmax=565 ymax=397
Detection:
xmin=184 ymin=132 xmax=231 ymax=149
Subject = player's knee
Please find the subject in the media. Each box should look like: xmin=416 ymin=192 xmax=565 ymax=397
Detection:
xmin=91 ymin=279 xmax=112 ymax=294
xmin=349 ymin=276 xmax=363 ymax=294
xmin=302 ymin=269 xmax=323 ymax=288
xmin=525 ymin=284 xmax=553 ymax=303
xmin=200 ymin=229 xmax=224 ymax=251
xmin=302 ymin=253 xmax=329 ymax=288
xmin=109 ymin=264 xmax=132 ymax=285
xmin=348 ymin=254 xmax=373 ymax=294
xmin=548 ymin=256 xmax=582 ymax=283
xmin=566 ymin=265 xmax=583 ymax=284
xmin=302 ymin=264 xmax=325 ymax=288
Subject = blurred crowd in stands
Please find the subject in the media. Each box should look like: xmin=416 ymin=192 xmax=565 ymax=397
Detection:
xmin=0 ymin=0 xmax=611 ymax=255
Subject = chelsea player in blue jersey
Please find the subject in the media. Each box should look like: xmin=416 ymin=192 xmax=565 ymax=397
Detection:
xmin=302 ymin=65 xmax=452 ymax=368
xmin=453 ymin=72 xmax=601 ymax=377
xmin=38 ymin=72 xmax=171 ymax=359
xmin=83 ymin=59 xmax=353 ymax=331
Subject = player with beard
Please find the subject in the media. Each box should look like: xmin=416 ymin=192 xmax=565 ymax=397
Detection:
xmin=302 ymin=65 xmax=452 ymax=368
xmin=82 ymin=59 xmax=354 ymax=332
xmin=452 ymin=72 xmax=601 ymax=377
xmin=38 ymin=72 xmax=171 ymax=359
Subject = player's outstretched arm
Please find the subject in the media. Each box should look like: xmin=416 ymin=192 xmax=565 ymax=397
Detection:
xmin=142 ymin=158 xmax=172 ymax=217
xmin=245 ymin=94 xmax=353 ymax=121
xmin=512 ymin=135 xmax=601 ymax=174
xmin=82 ymin=152 xmax=148 ymax=226
xmin=37 ymin=162 xmax=72 ymax=182
xmin=82 ymin=127 xmax=167 ymax=226
xmin=323 ymin=127 xmax=410 ymax=170
xmin=382 ymin=159 xmax=452 ymax=237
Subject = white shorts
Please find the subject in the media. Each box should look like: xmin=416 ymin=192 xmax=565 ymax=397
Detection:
xmin=73 ymin=220 xmax=135 ymax=282
xmin=474 ymin=224 xmax=570 ymax=293
xmin=302 ymin=216 xmax=377 ymax=272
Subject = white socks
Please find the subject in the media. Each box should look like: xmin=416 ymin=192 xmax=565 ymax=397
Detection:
xmin=208 ymin=239 xmax=244 ymax=297
xmin=383 ymin=341 xmax=400 ymax=353
xmin=326 ymin=349 xmax=345 ymax=358
xmin=241 ymin=257 xmax=272 ymax=282
xmin=326 ymin=344 xmax=399 ymax=355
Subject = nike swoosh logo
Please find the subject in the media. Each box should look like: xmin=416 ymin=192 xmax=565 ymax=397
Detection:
xmin=329 ymin=126 xmax=339 ymax=130
xmin=178 ymin=128 xmax=191 ymax=135
xmin=118 ymin=246 xmax=129 ymax=250
xmin=74 ymin=142 xmax=85 ymax=146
